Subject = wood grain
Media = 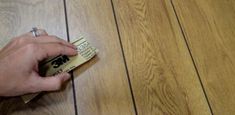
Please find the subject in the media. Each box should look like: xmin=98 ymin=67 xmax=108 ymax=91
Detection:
xmin=0 ymin=0 xmax=75 ymax=114
xmin=172 ymin=0 xmax=235 ymax=114
xmin=66 ymin=0 xmax=136 ymax=114
xmin=112 ymin=0 xmax=212 ymax=114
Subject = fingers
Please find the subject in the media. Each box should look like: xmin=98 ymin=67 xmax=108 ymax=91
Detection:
xmin=39 ymin=73 xmax=70 ymax=91
xmin=36 ymin=42 xmax=77 ymax=61
xmin=36 ymin=36 xmax=77 ymax=49
xmin=14 ymin=29 xmax=76 ymax=50
xmin=29 ymin=73 xmax=71 ymax=92
xmin=19 ymin=30 xmax=76 ymax=50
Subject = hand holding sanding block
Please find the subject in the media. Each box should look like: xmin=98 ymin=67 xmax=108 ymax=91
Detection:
xmin=21 ymin=37 xmax=98 ymax=103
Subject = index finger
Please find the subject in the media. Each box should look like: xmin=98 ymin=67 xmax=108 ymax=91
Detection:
xmin=36 ymin=43 xmax=77 ymax=61
xmin=36 ymin=36 xmax=77 ymax=49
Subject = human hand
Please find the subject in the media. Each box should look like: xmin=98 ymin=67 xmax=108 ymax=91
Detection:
xmin=0 ymin=30 xmax=77 ymax=96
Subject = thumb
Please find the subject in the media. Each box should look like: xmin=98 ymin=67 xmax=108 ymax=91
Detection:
xmin=37 ymin=72 xmax=71 ymax=92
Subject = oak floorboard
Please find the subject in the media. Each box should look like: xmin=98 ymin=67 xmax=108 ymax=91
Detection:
xmin=112 ymin=0 xmax=211 ymax=114
xmin=65 ymin=0 xmax=136 ymax=115
xmin=172 ymin=0 xmax=235 ymax=114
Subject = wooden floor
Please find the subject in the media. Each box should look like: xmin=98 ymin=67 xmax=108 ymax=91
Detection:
xmin=0 ymin=0 xmax=235 ymax=114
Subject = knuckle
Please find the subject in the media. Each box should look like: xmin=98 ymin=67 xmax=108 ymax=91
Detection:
xmin=59 ymin=46 xmax=65 ymax=54
xmin=13 ymin=37 xmax=32 ymax=46
xmin=27 ymin=83 xmax=39 ymax=93
xmin=57 ymin=41 xmax=63 ymax=45
xmin=54 ymin=43 xmax=63 ymax=52
xmin=50 ymin=35 xmax=63 ymax=42
xmin=25 ymin=43 xmax=38 ymax=52
xmin=55 ymin=84 xmax=62 ymax=90
xmin=14 ymin=37 xmax=25 ymax=43
xmin=49 ymin=35 xmax=58 ymax=39
xmin=54 ymin=80 xmax=62 ymax=90
xmin=48 ymin=35 xmax=65 ymax=43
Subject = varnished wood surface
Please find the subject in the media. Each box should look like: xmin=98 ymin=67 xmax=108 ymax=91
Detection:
xmin=112 ymin=0 xmax=211 ymax=114
xmin=66 ymin=0 xmax=136 ymax=114
xmin=0 ymin=0 xmax=75 ymax=115
xmin=0 ymin=0 xmax=234 ymax=114
xmin=172 ymin=0 xmax=235 ymax=114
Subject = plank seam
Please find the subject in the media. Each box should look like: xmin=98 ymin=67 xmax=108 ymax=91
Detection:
xmin=63 ymin=0 xmax=79 ymax=115
xmin=170 ymin=0 xmax=214 ymax=114
xmin=110 ymin=0 xmax=138 ymax=115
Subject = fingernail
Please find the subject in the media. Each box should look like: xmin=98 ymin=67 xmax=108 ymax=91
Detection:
xmin=63 ymin=73 xmax=71 ymax=81
xmin=73 ymin=45 xmax=77 ymax=50
xmin=72 ymin=49 xmax=78 ymax=55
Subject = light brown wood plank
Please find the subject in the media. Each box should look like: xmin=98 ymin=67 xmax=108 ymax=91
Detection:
xmin=172 ymin=0 xmax=235 ymax=114
xmin=0 ymin=0 xmax=75 ymax=114
xmin=112 ymin=0 xmax=212 ymax=114
xmin=66 ymin=0 xmax=136 ymax=115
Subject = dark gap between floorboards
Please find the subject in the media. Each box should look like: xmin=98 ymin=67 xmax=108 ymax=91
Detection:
xmin=110 ymin=0 xmax=138 ymax=115
xmin=63 ymin=0 xmax=78 ymax=115
xmin=170 ymin=0 xmax=214 ymax=114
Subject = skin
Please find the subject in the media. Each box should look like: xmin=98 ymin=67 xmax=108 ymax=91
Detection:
xmin=0 ymin=29 xmax=77 ymax=96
